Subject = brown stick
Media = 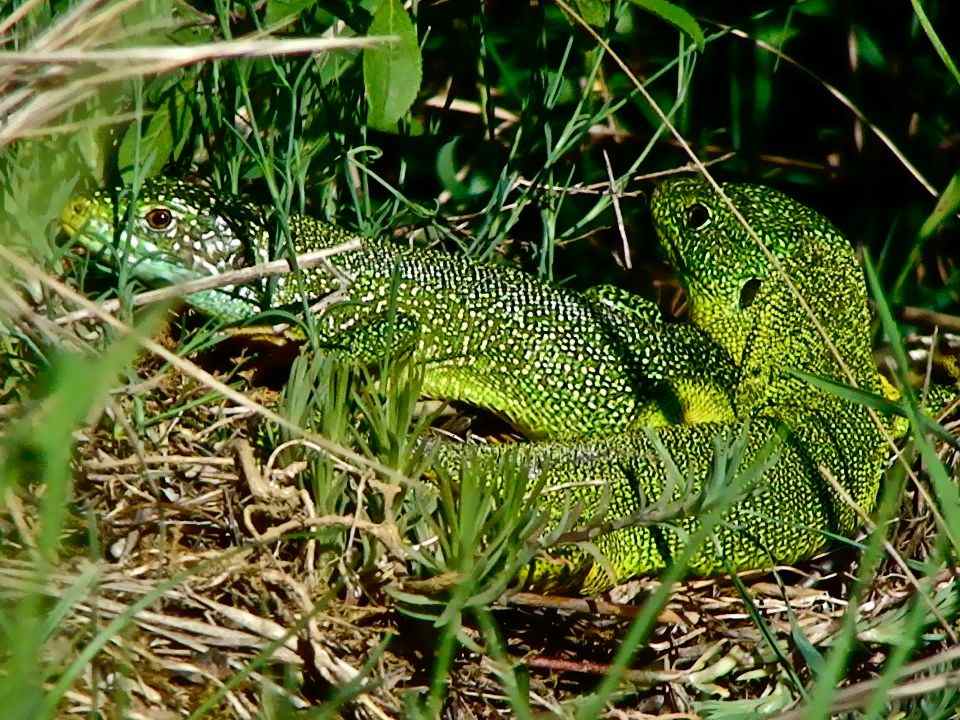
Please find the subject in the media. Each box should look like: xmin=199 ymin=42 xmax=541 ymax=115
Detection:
xmin=55 ymin=239 xmax=361 ymax=325
xmin=900 ymin=306 xmax=960 ymax=334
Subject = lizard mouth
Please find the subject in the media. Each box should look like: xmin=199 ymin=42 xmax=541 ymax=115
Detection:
xmin=59 ymin=196 xmax=112 ymax=255
xmin=649 ymin=181 xmax=687 ymax=268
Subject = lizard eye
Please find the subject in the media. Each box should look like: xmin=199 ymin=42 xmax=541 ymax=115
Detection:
xmin=739 ymin=277 xmax=762 ymax=310
xmin=684 ymin=202 xmax=711 ymax=231
xmin=144 ymin=207 xmax=174 ymax=230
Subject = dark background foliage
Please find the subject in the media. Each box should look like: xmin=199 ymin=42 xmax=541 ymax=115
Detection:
xmin=91 ymin=0 xmax=957 ymax=317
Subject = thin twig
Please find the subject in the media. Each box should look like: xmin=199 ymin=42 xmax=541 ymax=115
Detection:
xmin=507 ymin=591 xmax=640 ymax=619
xmin=55 ymin=239 xmax=362 ymax=325
xmin=901 ymin=306 xmax=960 ymax=334
xmin=0 ymin=244 xmax=413 ymax=489
xmin=83 ymin=455 xmax=236 ymax=470
xmin=602 ymin=149 xmax=631 ymax=269
xmin=511 ymin=152 xmax=736 ymax=197
xmin=0 ymin=35 xmax=395 ymax=66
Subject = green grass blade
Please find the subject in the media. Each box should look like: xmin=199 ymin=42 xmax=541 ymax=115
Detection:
xmin=908 ymin=0 xmax=960 ymax=88
xmin=919 ymin=169 xmax=960 ymax=240
xmin=576 ymin=424 xmax=787 ymax=717
xmin=863 ymin=251 xmax=960 ymax=554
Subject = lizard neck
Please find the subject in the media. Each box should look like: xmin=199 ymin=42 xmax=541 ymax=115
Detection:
xmin=742 ymin=253 xmax=880 ymax=412
xmin=689 ymin=249 xmax=881 ymax=413
xmin=270 ymin=215 xmax=400 ymax=304
xmin=286 ymin=215 xmax=368 ymax=252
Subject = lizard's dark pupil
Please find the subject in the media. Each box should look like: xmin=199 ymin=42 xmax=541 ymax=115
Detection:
xmin=145 ymin=208 xmax=173 ymax=230
xmin=685 ymin=202 xmax=710 ymax=230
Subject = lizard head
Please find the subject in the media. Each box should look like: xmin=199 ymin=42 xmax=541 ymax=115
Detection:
xmin=60 ymin=178 xmax=269 ymax=282
xmin=651 ymin=176 xmax=878 ymax=408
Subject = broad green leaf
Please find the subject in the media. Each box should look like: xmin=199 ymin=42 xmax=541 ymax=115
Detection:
xmin=919 ymin=169 xmax=960 ymax=240
xmin=265 ymin=0 xmax=319 ymax=25
xmin=436 ymin=138 xmax=471 ymax=199
xmin=363 ymin=0 xmax=422 ymax=131
xmin=628 ymin=0 xmax=704 ymax=51
xmin=574 ymin=0 xmax=610 ymax=26
xmin=118 ymin=78 xmax=194 ymax=183
xmin=118 ymin=105 xmax=170 ymax=182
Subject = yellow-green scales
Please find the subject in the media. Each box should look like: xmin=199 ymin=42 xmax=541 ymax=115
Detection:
xmin=62 ymin=177 xmax=950 ymax=593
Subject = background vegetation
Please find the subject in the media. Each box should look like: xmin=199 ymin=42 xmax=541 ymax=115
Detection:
xmin=0 ymin=0 xmax=958 ymax=717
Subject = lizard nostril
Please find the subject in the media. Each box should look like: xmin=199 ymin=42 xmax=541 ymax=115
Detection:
xmin=60 ymin=197 xmax=92 ymax=233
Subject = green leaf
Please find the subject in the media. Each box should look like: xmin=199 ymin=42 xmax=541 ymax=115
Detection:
xmin=628 ymin=0 xmax=704 ymax=51
xmin=118 ymin=78 xmax=194 ymax=183
xmin=788 ymin=368 xmax=960 ymax=451
xmin=574 ymin=0 xmax=611 ymax=26
xmin=792 ymin=0 xmax=834 ymax=17
xmin=118 ymin=106 xmax=171 ymax=183
xmin=919 ymin=169 xmax=960 ymax=240
xmin=853 ymin=25 xmax=887 ymax=70
xmin=363 ymin=0 xmax=422 ymax=131
xmin=790 ymin=615 xmax=826 ymax=677
xmin=265 ymin=0 xmax=318 ymax=25
xmin=436 ymin=138 xmax=471 ymax=199
xmin=787 ymin=368 xmax=904 ymax=416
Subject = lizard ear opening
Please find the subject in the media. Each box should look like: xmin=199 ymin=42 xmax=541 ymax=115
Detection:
xmin=739 ymin=277 xmax=762 ymax=310
xmin=684 ymin=202 xmax=711 ymax=231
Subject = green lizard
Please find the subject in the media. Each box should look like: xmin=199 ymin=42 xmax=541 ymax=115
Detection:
xmin=60 ymin=179 xmax=737 ymax=439
xmin=438 ymin=177 xmax=948 ymax=593
xmin=61 ymin=177 xmax=953 ymax=594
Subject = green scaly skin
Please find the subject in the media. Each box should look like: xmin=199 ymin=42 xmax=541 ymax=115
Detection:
xmin=60 ymin=179 xmax=737 ymax=439
xmin=441 ymin=178 xmax=921 ymax=593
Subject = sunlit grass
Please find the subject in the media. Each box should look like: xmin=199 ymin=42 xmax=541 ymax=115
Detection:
xmin=1 ymin=0 xmax=958 ymax=717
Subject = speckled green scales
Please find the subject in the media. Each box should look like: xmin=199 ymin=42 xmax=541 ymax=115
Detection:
xmin=62 ymin=180 xmax=738 ymax=439
xmin=439 ymin=409 xmax=880 ymax=593
xmin=61 ymin=176 xmax=933 ymax=593
xmin=458 ymin=178 xmax=898 ymax=592
xmin=281 ymin=216 xmax=740 ymax=437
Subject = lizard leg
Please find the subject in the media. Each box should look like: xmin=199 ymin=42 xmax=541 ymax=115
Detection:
xmin=584 ymin=284 xmax=738 ymax=425
xmin=583 ymin=284 xmax=664 ymax=325
xmin=312 ymin=309 xmax=422 ymax=365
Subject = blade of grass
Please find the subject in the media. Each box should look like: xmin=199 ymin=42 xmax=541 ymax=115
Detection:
xmin=908 ymin=0 xmax=960 ymax=88
xmin=576 ymin=423 xmax=787 ymax=718
xmin=787 ymin=368 xmax=960 ymax=451
xmin=792 ymin=432 xmax=905 ymax=718
xmin=864 ymin=251 xmax=960 ymax=555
